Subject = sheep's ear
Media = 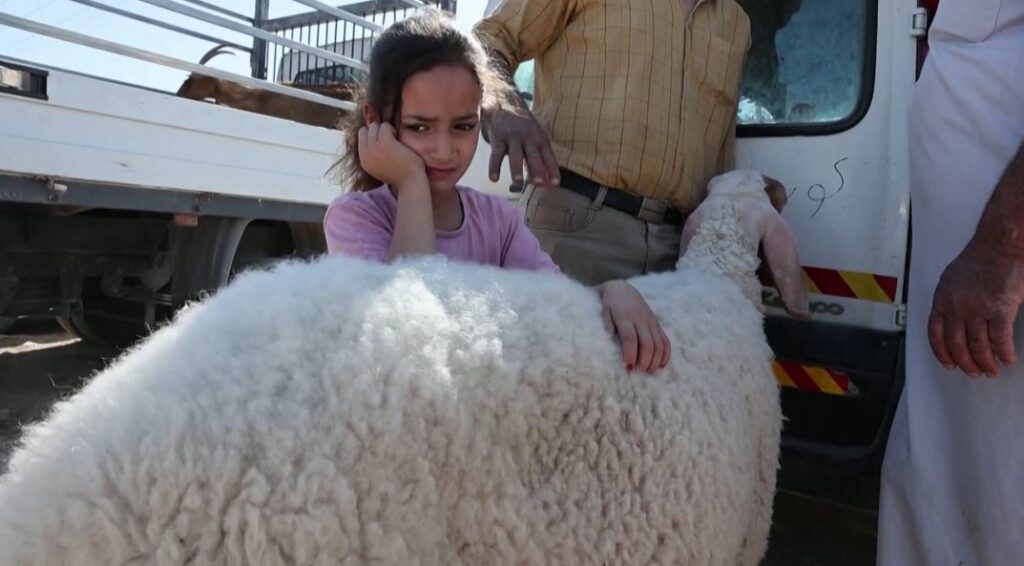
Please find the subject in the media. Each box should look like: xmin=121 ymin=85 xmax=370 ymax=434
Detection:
xmin=763 ymin=175 xmax=788 ymax=212
xmin=762 ymin=213 xmax=809 ymax=318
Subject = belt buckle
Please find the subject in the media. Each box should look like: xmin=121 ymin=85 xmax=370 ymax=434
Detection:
xmin=638 ymin=197 xmax=669 ymax=224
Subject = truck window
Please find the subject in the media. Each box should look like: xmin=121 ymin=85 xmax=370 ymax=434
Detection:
xmin=292 ymin=64 xmax=359 ymax=86
xmin=737 ymin=0 xmax=870 ymax=126
xmin=512 ymin=61 xmax=535 ymax=108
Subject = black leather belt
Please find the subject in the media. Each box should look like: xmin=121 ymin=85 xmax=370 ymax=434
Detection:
xmin=557 ymin=168 xmax=684 ymax=225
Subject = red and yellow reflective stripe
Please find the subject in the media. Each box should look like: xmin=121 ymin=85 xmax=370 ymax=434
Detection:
xmin=772 ymin=361 xmax=856 ymax=396
xmin=801 ymin=267 xmax=898 ymax=304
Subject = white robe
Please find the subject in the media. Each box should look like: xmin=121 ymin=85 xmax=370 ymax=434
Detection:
xmin=878 ymin=1 xmax=1024 ymax=564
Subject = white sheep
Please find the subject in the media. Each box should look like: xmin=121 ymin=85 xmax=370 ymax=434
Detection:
xmin=0 ymin=170 xmax=807 ymax=566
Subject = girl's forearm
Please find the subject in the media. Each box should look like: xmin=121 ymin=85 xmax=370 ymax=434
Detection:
xmin=387 ymin=174 xmax=436 ymax=260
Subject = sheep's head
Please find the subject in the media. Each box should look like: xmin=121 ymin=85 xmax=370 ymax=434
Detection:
xmin=679 ymin=170 xmax=809 ymax=318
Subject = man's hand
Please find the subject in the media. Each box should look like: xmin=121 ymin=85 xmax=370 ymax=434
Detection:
xmin=597 ymin=280 xmax=671 ymax=373
xmin=479 ymin=53 xmax=559 ymax=187
xmin=928 ymin=241 xmax=1024 ymax=377
xmin=483 ymin=104 xmax=561 ymax=187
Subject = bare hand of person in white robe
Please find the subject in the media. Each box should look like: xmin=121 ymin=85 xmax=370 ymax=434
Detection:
xmin=928 ymin=141 xmax=1024 ymax=378
xmin=928 ymin=244 xmax=1024 ymax=377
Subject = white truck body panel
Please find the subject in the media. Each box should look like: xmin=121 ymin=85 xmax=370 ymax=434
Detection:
xmin=738 ymin=0 xmax=913 ymax=332
xmin=0 ymin=58 xmax=512 ymax=206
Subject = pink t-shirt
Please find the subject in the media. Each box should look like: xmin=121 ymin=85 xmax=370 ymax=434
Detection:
xmin=323 ymin=185 xmax=560 ymax=273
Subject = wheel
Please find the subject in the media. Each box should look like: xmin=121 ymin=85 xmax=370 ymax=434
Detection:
xmin=173 ymin=218 xmax=297 ymax=301
xmin=56 ymin=279 xmax=161 ymax=349
xmin=172 ymin=217 xmax=251 ymax=301
xmin=57 ymin=312 xmax=145 ymax=349
xmin=61 ymin=217 xmax=297 ymax=349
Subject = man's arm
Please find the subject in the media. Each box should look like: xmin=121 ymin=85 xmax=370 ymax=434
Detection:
xmin=928 ymin=140 xmax=1024 ymax=377
xmin=474 ymin=0 xmax=578 ymax=76
xmin=479 ymin=51 xmax=561 ymax=187
xmin=474 ymin=0 xmax=578 ymax=187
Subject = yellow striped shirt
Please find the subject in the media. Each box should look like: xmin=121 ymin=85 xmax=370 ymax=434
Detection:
xmin=475 ymin=0 xmax=750 ymax=212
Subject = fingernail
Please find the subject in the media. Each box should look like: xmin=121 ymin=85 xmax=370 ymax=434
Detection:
xmin=552 ymin=177 xmax=560 ymax=185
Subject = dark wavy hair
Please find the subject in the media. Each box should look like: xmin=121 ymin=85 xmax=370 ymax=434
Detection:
xmin=331 ymin=8 xmax=515 ymax=191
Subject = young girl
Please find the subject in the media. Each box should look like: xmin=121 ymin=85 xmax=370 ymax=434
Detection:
xmin=323 ymin=9 xmax=670 ymax=373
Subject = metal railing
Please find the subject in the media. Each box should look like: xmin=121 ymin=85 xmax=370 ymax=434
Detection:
xmin=258 ymin=0 xmax=455 ymax=84
xmin=0 ymin=1 xmax=458 ymax=111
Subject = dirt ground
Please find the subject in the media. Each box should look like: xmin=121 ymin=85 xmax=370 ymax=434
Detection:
xmin=0 ymin=319 xmax=118 ymax=471
xmin=0 ymin=318 xmax=878 ymax=565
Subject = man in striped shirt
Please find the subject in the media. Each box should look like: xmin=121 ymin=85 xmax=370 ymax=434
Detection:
xmin=475 ymin=0 xmax=775 ymax=285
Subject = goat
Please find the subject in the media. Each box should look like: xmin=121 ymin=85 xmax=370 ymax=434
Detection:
xmin=176 ymin=45 xmax=354 ymax=129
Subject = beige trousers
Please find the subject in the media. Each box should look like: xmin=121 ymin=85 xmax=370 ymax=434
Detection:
xmin=519 ymin=184 xmax=683 ymax=286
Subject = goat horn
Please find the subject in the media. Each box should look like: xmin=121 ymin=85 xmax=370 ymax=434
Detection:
xmin=198 ymin=44 xmax=235 ymax=65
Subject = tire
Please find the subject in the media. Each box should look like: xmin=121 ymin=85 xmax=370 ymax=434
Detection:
xmin=171 ymin=216 xmax=252 ymax=302
xmin=64 ymin=217 xmax=295 ymax=349
xmin=56 ymin=278 xmax=159 ymax=349
xmin=56 ymin=313 xmax=143 ymax=349
xmin=62 ymin=217 xmax=249 ymax=348
xmin=173 ymin=218 xmax=299 ymax=302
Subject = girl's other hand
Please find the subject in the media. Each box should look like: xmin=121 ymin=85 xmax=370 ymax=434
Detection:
xmin=597 ymin=280 xmax=671 ymax=373
xmin=358 ymin=121 xmax=427 ymax=189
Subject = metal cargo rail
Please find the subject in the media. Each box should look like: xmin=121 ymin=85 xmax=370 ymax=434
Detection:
xmin=0 ymin=0 xmax=456 ymax=110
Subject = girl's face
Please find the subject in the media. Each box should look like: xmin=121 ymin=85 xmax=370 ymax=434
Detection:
xmin=396 ymin=64 xmax=482 ymax=193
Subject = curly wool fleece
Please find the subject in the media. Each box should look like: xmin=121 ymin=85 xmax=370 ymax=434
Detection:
xmin=0 ymin=188 xmax=782 ymax=566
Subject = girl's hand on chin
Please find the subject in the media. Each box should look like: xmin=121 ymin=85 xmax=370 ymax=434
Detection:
xmin=358 ymin=121 xmax=427 ymax=190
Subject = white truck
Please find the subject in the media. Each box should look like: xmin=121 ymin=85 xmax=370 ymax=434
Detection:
xmin=0 ymin=0 xmax=469 ymax=344
xmin=0 ymin=0 xmax=936 ymax=511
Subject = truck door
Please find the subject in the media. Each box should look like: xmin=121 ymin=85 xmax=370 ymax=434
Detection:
xmin=735 ymin=0 xmax=916 ymax=508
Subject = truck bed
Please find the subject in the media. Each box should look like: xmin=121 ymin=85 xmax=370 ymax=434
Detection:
xmin=0 ymin=58 xmax=342 ymax=207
